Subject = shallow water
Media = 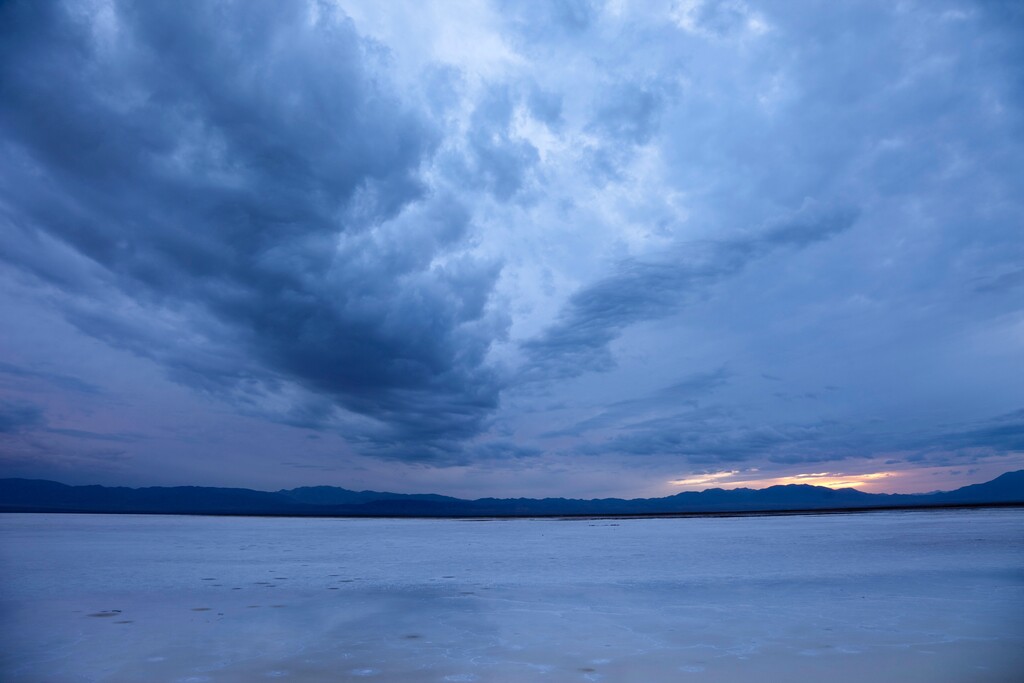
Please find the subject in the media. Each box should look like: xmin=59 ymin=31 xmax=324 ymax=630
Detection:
xmin=1 ymin=509 xmax=1022 ymax=682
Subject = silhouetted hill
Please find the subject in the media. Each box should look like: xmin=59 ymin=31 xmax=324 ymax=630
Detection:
xmin=279 ymin=485 xmax=462 ymax=506
xmin=931 ymin=470 xmax=1024 ymax=504
xmin=0 ymin=479 xmax=308 ymax=514
xmin=1 ymin=471 xmax=1022 ymax=517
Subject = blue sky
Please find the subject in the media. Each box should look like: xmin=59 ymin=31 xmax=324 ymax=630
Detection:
xmin=1 ymin=0 xmax=1022 ymax=497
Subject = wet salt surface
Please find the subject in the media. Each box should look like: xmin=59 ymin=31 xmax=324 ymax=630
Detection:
xmin=1 ymin=509 xmax=1022 ymax=682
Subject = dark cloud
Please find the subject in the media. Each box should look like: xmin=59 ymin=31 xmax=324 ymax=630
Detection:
xmin=691 ymin=1 xmax=753 ymax=37
xmin=584 ymin=406 xmax=1024 ymax=468
xmin=0 ymin=0 xmax=1021 ymax=491
xmin=0 ymin=399 xmax=45 ymax=434
xmin=587 ymin=82 xmax=667 ymax=145
xmin=0 ymin=361 xmax=100 ymax=395
xmin=577 ymin=403 xmax=848 ymax=466
xmin=0 ymin=394 xmax=143 ymax=445
xmin=44 ymin=428 xmax=143 ymax=443
xmin=497 ymin=0 xmax=600 ymax=42
xmin=974 ymin=268 xmax=1024 ymax=294
xmin=526 ymin=87 xmax=564 ymax=128
xmin=521 ymin=203 xmax=858 ymax=380
xmin=0 ymin=0 xmax=507 ymax=457
xmin=471 ymin=440 xmax=543 ymax=462
xmin=935 ymin=409 xmax=1024 ymax=454
xmin=545 ymin=367 xmax=730 ymax=438
xmin=443 ymin=86 xmax=540 ymax=201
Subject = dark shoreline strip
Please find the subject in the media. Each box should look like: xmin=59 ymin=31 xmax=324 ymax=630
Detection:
xmin=1 ymin=501 xmax=1021 ymax=521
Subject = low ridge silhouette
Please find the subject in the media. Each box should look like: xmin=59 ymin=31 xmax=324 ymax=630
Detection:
xmin=2 ymin=471 xmax=1022 ymax=517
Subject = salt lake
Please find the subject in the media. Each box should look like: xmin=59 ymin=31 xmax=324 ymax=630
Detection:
xmin=1 ymin=508 xmax=1022 ymax=682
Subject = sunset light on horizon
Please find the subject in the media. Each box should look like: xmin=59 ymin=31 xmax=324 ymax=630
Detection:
xmin=667 ymin=460 xmax=1024 ymax=495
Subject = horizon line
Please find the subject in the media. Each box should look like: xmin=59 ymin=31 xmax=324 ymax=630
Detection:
xmin=5 ymin=468 xmax=1020 ymax=503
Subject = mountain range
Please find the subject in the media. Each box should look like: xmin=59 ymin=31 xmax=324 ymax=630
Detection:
xmin=1 ymin=471 xmax=1023 ymax=517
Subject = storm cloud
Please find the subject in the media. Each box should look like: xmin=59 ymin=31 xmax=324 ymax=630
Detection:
xmin=522 ymin=203 xmax=858 ymax=379
xmin=0 ymin=0 xmax=506 ymax=455
xmin=0 ymin=0 xmax=1022 ymax=494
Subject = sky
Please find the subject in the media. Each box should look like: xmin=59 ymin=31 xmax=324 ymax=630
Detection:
xmin=0 ymin=0 xmax=1022 ymax=499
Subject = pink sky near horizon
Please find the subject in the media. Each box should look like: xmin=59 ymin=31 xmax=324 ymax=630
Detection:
xmin=665 ymin=457 xmax=1024 ymax=496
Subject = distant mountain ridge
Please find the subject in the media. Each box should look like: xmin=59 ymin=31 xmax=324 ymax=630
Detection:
xmin=1 ymin=471 xmax=1023 ymax=517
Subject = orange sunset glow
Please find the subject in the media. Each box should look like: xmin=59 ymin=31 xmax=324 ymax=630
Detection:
xmin=669 ymin=470 xmax=902 ymax=492
xmin=667 ymin=458 xmax=1024 ymax=495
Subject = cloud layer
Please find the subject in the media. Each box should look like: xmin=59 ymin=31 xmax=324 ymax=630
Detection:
xmin=0 ymin=1 xmax=508 ymax=457
xmin=0 ymin=0 xmax=1022 ymax=494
